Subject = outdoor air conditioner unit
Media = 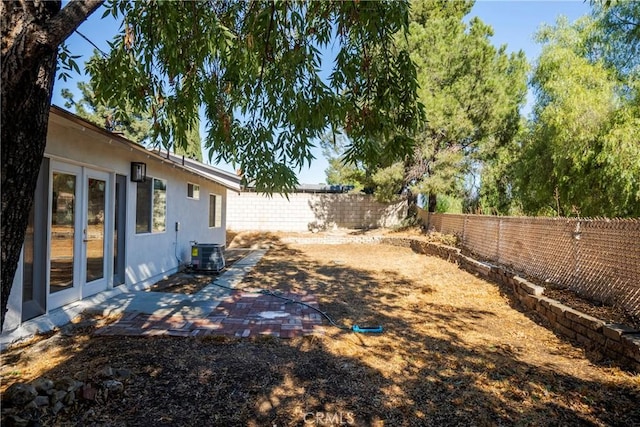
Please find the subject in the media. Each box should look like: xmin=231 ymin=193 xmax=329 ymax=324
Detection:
xmin=191 ymin=243 xmax=225 ymax=272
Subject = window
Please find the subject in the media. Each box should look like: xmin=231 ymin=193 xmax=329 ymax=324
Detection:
xmin=136 ymin=178 xmax=167 ymax=233
xmin=187 ymin=183 xmax=200 ymax=199
xmin=153 ymin=179 xmax=167 ymax=232
xmin=135 ymin=179 xmax=151 ymax=233
xmin=209 ymin=194 xmax=222 ymax=228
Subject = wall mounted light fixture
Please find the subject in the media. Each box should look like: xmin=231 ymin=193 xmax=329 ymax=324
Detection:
xmin=130 ymin=162 xmax=147 ymax=182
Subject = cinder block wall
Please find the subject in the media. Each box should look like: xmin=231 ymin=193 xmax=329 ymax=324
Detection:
xmin=226 ymin=191 xmax=407 ymax=231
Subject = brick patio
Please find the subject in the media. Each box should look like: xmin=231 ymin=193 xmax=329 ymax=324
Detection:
xmin=94 ymin=291 xmax=325 ymax=338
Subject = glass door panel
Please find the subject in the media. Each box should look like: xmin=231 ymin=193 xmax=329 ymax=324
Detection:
xmin=86 ymin=178 xmax=106 ymax=282
xmin=50 ymin=172 xmax=76 ymax=293
xmin=48 ymin=164 xmax=112 ymax=308
xmin=82 ymin=169 xmax=110 ymax=298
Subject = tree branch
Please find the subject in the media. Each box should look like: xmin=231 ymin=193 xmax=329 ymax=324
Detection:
xmin=2 ymin=0 xmax=104 ymax=91
xmin=257 ymin=2 xmax=276 ymax=96
xmin=41 ymin=0 xmax=104 ymax=49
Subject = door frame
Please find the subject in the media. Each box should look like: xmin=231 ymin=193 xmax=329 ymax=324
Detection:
xmin=47 ymin=161 xmax=83 ymax=309
xmin=21 ymin=158 xmax=50 ymax=321
xmin=81 ymin=169 xmax=112 ymax=298
xmin=47 ymin=160 xmax=114 ymax=310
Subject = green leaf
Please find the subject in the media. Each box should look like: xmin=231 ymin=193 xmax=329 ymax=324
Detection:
xmin=86 ymin=0 xmax=421 ymax=194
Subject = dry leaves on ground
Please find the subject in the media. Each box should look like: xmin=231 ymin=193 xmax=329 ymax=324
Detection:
xmin=1 ymin=232 xmax=639 ymax=426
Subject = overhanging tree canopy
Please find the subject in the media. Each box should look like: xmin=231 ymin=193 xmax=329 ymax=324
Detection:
xmin=1 ymin=0 xmax=422 ymax=329
xmin=88 ymin=0 xmax=422 ymax=192
xmin=62 ymin=75 xmax=204 ymax=161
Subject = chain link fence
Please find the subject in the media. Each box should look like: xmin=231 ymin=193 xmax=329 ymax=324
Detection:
xmin=424 ymin=212 xmax=640 ymax=319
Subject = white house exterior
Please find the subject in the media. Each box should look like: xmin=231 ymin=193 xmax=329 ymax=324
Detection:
xmin=2 ymin=106 xmax=241 ymax=333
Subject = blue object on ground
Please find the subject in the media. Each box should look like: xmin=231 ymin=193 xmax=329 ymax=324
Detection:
xmin=351 ymin=325 xmax=383 ymax=334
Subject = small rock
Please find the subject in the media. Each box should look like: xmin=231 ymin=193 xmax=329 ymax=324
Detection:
xmin=50 ymin=390 xmax=67 ymax=405
xmin=34 ymin=395 xmax=50 ymax=407
xmin=5 ymin=383 xmax=37 ymax=406
xmin=32 ymin=378 xmax=54 ymax=394
xmin=101 ymin=380 xmax=123 ymax=395
xmin=54 ymin=377 xmax=82 ymax=392
xmin=97 ymin=366 xmax=114 ymax=379
xmin=51 ymin=401 xmax=64 ymax=415
xmin=81 ymin=384 xmax=97 ymax=401
xmin=114 ymin=368 xmax=131 ymax=381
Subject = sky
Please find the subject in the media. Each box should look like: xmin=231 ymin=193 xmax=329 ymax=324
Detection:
xmin=51 ymin=0 xmax=592 ymax=185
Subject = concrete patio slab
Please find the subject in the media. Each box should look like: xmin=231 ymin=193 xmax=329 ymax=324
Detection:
xmin=1 ymin=250 xmax=281 ymax=348
xmin=86 ymin=249 xmax=269 ymax=316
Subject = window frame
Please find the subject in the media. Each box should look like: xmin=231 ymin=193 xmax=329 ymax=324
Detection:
xmin=135 ymin=177 xmax=167 ymax=234
xmin=152 ymin=178 xmax=167 ymax=233
xmin=208 ymin=193 xmax=222 ymax=228
xmin=187 ymin=182 xmax=200 ymax=200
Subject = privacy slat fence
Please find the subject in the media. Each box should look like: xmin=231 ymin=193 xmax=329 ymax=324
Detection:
xmin=424 ymin=212 xmax=640 ymax=319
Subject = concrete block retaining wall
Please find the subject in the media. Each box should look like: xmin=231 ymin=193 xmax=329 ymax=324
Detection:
xmin=282 ymin=234 xmax=640 ymax=371
xmin=227 ymin=191 xmax=407 ymax=231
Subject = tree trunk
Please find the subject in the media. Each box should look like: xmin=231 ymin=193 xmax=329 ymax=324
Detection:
xmin=1 ymin=0 xmax=103 ymax=330
xmin=406 ymin=191 xmax=418 ymax=219
xmin=428 ymin=193 xmax=437 ymax=213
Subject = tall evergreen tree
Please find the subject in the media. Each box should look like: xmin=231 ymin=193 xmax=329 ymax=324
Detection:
xmin=399 ymin=0 xmax=527 ymax=212
xmin=321 ymin=0 xmax=528 ymax=210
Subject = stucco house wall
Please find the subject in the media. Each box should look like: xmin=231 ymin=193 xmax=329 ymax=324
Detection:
xmin=3 ymin=107 xmax=239 ymax=333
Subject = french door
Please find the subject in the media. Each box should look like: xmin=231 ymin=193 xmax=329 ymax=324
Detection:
xmin=82 ymin=169 xmax=110 ymax=298
xmin=48 ymin=162 xmax=111 ymax=310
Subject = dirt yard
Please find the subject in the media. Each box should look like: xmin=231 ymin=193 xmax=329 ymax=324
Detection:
xmin=2 ymin=232 xmax=639 ymax=426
